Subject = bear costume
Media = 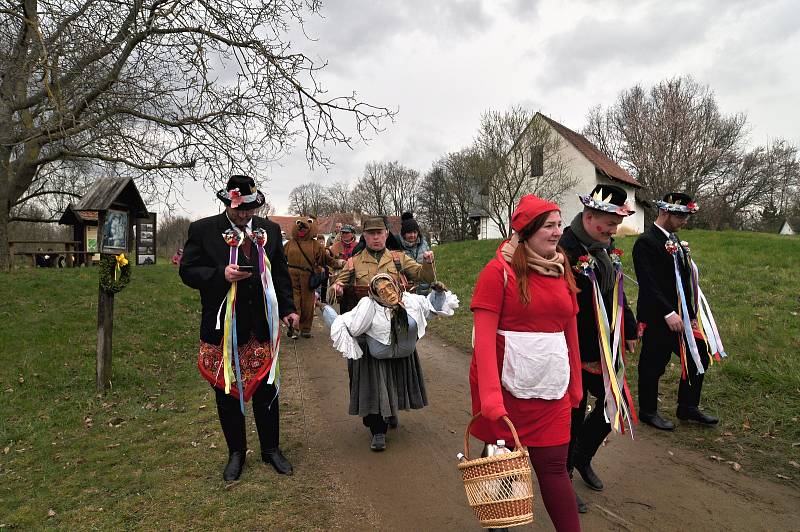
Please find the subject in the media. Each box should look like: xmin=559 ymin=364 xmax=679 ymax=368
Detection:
xmin=284 ymin=216 xmax=341 ymax=337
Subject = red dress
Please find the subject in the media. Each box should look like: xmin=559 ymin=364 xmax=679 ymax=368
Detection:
xmin=469 ymin=255 xmax=582 ymax=447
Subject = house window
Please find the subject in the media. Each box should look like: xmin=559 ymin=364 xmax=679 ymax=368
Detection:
xmin=530 ymin=145 xmax=544 ymax=177
xmin=480 ymin=217 xmax=487 ymax=239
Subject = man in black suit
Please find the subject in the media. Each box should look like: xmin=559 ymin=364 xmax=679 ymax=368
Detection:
xmin=560 ymin=184 xmax=639 ymax=512
xmin=632 ymin=193 xmax=718 ymax=431
xmin=180 ymin=175 xmax=299 ymax=481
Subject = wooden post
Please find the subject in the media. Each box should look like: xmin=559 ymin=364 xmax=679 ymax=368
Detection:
xmin=96 ymin=286 xmax=114 ymax=392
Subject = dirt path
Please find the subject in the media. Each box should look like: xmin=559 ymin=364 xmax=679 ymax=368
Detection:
xmin=286 ymin=319 xmax=800 ymax=531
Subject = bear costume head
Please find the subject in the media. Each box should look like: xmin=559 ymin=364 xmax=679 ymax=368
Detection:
xmin=292 ymin=215 xmax=318 ymax=241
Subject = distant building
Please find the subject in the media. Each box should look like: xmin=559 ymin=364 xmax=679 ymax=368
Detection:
xmin=779 ymin=219 xmax=795 ymax=235
xmin=473 ymin=112 xmax=643 ymax=239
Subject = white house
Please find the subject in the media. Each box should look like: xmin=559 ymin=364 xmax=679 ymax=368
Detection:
xmin=779 ymin=219 xmax=795 ymax=235
xmin=475 ymin=112 xmax=643 ymax=239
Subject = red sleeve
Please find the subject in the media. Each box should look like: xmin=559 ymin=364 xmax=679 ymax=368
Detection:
xmin=565 ymin=292 xmax=583 ymax=408
xmin=473 ymin=309 xmax=508 ymax=421
xmin=471 ymin=260 xmax=506 ymax=314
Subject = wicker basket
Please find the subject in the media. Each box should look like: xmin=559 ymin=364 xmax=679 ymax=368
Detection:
xmin=458 ymin=414 xmax=534 ymax=528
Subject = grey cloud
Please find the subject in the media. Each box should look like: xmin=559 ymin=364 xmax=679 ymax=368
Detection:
xmin=537 ymin=6 xmax=711 ymax=89
xmin=302 ymin=0 xmax=496 ymax=74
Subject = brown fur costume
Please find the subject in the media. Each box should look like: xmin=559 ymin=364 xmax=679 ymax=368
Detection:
xmin=284 ymin=216 xmax=339 ymax=336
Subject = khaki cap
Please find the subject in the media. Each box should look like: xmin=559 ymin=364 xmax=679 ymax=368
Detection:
xmin=361 ymin=216 xmax=386 ymax=232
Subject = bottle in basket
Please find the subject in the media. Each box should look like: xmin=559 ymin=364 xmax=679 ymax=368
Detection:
xmin=494 ymin=440 xmax=514 ymax=497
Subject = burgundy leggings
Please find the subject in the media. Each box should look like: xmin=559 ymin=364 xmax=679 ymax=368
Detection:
xmin=530 ymin=443 xmax=581 ymax=532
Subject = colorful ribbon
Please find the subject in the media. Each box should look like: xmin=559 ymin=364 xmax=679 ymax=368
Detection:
xmin=575 ymin=255 xmax=636 ymax=437
xmin=665 ymin=242 xmax=728 ymax=380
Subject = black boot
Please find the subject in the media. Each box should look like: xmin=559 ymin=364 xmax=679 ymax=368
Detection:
xmin=223 ymin=450 xmax=246 ymax=481
xmin=574 ymin=459 xmax=604 ymax=491
xmin=575 ymin=492 xmax=588 ymax=514
xmin=262 ymin=448 xmax=294 ymax=475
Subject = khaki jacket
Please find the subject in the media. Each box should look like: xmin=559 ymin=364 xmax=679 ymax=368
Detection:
xmin=334 ymin=249 xmax=435 ymax=287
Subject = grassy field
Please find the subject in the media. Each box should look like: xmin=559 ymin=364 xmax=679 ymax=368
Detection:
xmin=428 ymin=230 xmax=800 ymax=485
xmin=0 ymin=263 xmax=340 ymax=530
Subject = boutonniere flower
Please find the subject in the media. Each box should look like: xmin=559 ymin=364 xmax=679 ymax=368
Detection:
xmin=229 ymin=188 xmax=243 ymax=209
xmin=664 ymin=241 xmax=679 ymax=255
xmin=610 ymin=248 xmax=623 ymax=266
xmin=680 ymin=240 xmax=690 ymax=254
xmin=574 ymin=254 xmax=596 ymax=273
xmin=222 ymin=228 xmax=241 ymax=247
xmin=250 ymin=228 xmax=268 ymax=247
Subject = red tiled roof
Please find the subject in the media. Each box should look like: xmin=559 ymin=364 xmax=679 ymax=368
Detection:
xmin=538 ymin=113 xmax=641 ymax=188
xmin=269 ymin=213 xmax=398 ymax=235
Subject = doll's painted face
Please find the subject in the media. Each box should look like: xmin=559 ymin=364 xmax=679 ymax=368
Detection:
xmin=375 ymin=279 xmax=401 ymax=306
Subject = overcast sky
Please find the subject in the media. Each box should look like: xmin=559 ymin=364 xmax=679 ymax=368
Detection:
xmin=170 ymin=0 xmax=800 ymax=221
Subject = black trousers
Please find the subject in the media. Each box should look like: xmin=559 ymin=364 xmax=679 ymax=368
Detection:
xmin=214 ymin=381 xmax=279 ymax=454
xmin=568 ymin=370 xmax=611 ymax=470
xmin=637 ymin=321 xmax=710 ymax=414
xmin=362 ymin=414 xmax=388 ymax=435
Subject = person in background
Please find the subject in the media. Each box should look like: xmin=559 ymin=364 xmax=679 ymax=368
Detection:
xmin=326 ymin=221 xmax=343 ymax=247
xmin=470 ymin=194 xmax=582 ymax=532
xmin=399 ymin=212 xmax=432 ymax=295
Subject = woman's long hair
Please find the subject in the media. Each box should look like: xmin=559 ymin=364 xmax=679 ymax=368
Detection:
xmin=512 ymin=210 xmax=579 ymax=305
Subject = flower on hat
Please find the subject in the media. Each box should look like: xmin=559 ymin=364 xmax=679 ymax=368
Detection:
xmin=229 ymin=188 xmax=243 ymax=208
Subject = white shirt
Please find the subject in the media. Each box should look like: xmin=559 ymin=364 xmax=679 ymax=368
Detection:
xmin=653 ymin=222 xmax=677 ymax=320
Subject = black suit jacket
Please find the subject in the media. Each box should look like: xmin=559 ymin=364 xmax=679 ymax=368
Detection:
xmin=559 ymin=227 xmax=638 ymax=363
xmin=632 ymin=224 xmax=694 ymax=325
xmin=180 ymin=213 xmax=295 ymax=345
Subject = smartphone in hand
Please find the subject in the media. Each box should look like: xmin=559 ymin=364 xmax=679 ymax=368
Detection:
xmin=237 ymin=265 xmax=253 ymax=271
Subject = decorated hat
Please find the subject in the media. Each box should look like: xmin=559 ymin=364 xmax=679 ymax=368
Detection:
xmin=400 ymin=212 xmax=420 ymax=235
xmin=655 ymin=192 xmax=698 ymax=214
xmin=216 ymin=174 xmax=266 ymax=210
xmin=578 ymin=184 xmax=634 ymax=216
xmin=511 ymin=194 xmax=560 ymax=233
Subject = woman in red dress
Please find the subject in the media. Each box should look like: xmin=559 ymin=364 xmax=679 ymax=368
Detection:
xmin=470 ymin=194 xmax=582 ymax=532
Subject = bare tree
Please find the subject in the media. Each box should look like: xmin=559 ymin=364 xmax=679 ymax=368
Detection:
xmin=384 ymin=161 xmax=420 ymax=216
xmin=0 ymin=1 xmax=394 ymax=267
xmin=417 ymin=149 xmax=484 ymax=242
xmin=325 ymin=180 xmax=354 ymax=214
xmin=584 ymin=76 xmax=747 ymax=204
xmin=476 ymin=107 xmax=576 ymax=238
xmin=288 ymin=182 xmax=330 ymax=216
xmin=352 ymin=161 xmax=390 ymax=216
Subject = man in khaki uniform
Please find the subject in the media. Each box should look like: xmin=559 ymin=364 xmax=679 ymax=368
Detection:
xmin=332 ymin=216 xmax=435 ymax=306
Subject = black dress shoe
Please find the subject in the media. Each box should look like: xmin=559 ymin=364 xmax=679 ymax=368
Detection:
xmin=575 ymin=492 xmax=588 ymax=514
xmin=639 ymin=411 xmax=675 ymax=431
xmin=262 ymin=448 xmax=294 ymax=475
xmin=223 ymin=450 xmax=246 ymax=481
xmin=677 ymin=406 xmax=719 ymax=425
xmin=575 ymin=462 xmax=604 ymax=491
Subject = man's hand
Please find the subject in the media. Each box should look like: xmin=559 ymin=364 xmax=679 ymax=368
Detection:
xmin=665 ymin=313 xmax=684 ymax=333
xmin=422 ymin=251 xmax=434 ymax=263
xmin=225 ymin=264 xmax=252 ymax=282
xmin=281 ymin=313 xmax=300 ymax=328
xmin=332 ymin=282 xmax=344 ymax=296
xmin=625 ymin=339 xmax=638 ymax=353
